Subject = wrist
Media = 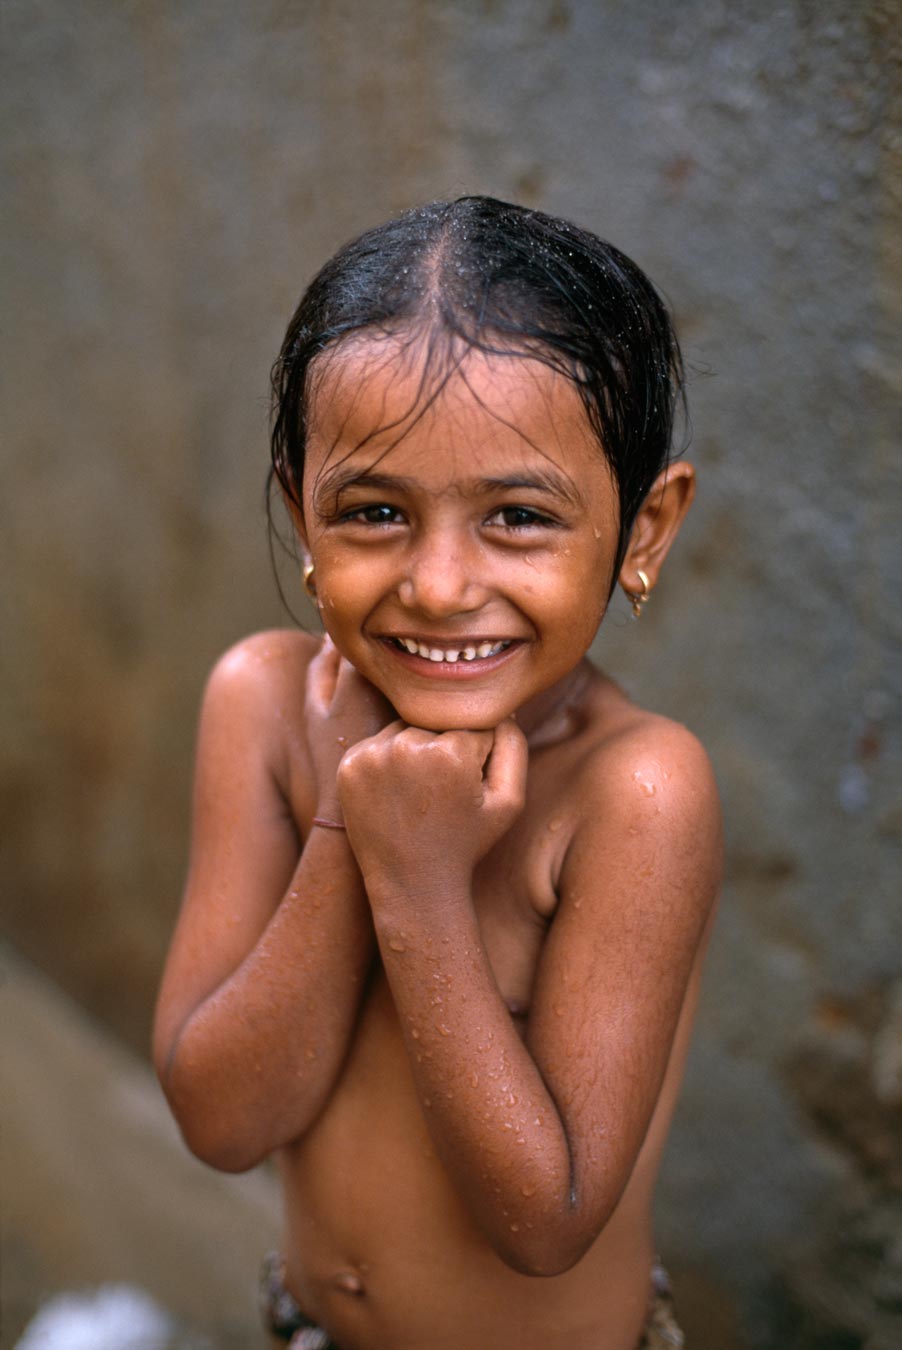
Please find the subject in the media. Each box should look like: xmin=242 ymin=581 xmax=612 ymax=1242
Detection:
xmin=314 ymin=795 xmax=345 ymax=824
xmin=312 ymin=814 xmax=346 ymax=831
xmin=366 ymin=872 xmax=473 ymax=925
xmin=306 ymin=803 xmax=354 ymax=851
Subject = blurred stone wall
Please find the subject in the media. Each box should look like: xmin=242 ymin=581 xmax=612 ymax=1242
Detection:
xmin=3 ymin=2 xmax=899 ymax=1346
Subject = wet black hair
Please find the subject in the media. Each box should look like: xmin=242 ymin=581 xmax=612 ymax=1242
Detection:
xmin=270 ymin=195 xmax=684 ymax=582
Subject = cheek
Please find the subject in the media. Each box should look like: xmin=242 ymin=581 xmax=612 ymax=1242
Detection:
xmin=310 ymin=549 xmax=372 ymax=617
xmin=542 ymin=546 xmax=608 ymax=613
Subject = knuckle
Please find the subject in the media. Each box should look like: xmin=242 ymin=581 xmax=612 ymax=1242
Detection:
xmin=338 ymin=741 xmax=369 ymax=777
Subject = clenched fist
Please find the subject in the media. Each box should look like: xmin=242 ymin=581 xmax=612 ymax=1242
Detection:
xmin=337 ymin=718 xmax=528 ymax=899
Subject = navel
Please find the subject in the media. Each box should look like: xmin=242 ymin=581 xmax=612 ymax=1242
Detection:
xmin=331 ymin=1269 xmax=366 ymax=1296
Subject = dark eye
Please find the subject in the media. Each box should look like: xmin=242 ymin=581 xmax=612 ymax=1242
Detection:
xmin=490 ymin=506 xmax=552 ymax=529
xmin=344 ymin=503 xmax=402 ymax=525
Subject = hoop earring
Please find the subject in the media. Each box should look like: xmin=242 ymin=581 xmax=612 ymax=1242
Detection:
xmin=627 ymin=569 xmax=651 ymax=620
xmin=302 ymin=561 xmax=318 ymax=604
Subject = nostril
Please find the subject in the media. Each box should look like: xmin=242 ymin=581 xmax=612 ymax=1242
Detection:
xmin=398 ymin=558 xmax=481 ymax=615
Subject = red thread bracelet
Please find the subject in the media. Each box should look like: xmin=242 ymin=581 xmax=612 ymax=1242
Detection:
xmin=312 ymin=816 xmax=347 ymax=831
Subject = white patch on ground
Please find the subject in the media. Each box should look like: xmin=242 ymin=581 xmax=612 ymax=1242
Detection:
xmin=14 ymin=1285 xmax=177 ymax=1349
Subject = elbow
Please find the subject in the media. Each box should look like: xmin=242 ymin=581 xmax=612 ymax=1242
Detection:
xmin=157 ymin=1068 xmax=271 ymax=1174
xmin=174 ymin=1111 xmax=270 ymax=1174
xmin=492 ymin=1189 xmax=620 ymax=1277
xmin=493 ymin=1220 xmax=601 ymax=1279
xmin=498 ymin=1238 xmax=592 ymax=1279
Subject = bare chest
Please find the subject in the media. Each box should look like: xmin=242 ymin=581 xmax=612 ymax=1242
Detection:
xmin=445 ymin=747 xmax=578 ymax=1021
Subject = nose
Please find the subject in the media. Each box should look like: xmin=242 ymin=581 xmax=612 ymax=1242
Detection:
xmin=397 ymin=527 xmax=486 ymax=618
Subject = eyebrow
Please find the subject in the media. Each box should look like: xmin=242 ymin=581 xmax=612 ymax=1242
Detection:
xmin=316 ymin=466 xmax=585 ymax=508
xmin=314 ymin=469 xmax=416 ymax=506
xmin=475 ymin=472 xmax=585 ymax=507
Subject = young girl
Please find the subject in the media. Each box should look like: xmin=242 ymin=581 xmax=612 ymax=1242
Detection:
xmin=154 ymin=197 xmax=722 ymax=1350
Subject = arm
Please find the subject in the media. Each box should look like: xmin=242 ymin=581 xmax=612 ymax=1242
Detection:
xmin=153 ymin=634 xmax=389 ymax=1172
xmin=337 ymin=718 xmax=721 ymax=1274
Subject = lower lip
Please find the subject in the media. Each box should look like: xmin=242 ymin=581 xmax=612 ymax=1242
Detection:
xmin=379 ymin=639 xmax=523 ymax=680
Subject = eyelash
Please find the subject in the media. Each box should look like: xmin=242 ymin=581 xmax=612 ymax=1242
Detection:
xmin=487 ymin=505 xmax=555 ymax=530
xmin=340 ymin=504 xmax=402 ymax=526
xmin=337 ymin=503 xmax=558 ymax=531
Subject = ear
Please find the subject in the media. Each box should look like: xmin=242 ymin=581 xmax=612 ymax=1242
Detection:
xmin=617 ymin=462 xmax=695 ymax=599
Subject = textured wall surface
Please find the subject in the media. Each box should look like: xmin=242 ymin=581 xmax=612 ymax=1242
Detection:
xmin=3 ymin=2 xmax=900 ymax=1346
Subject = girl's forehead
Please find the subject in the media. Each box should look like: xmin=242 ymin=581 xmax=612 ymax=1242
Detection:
xmin=308 ymin=334 xmax=602 ymax=474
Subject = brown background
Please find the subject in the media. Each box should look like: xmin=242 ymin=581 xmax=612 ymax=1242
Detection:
xmin=3 ymin=2 xmax=900 ymax=1346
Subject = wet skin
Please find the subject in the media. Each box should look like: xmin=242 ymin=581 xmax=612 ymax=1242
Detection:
xmin=154 ymin=341 xmax=722 ymax=1349
xmin=299 ymin=338 xmax=618 ymax=735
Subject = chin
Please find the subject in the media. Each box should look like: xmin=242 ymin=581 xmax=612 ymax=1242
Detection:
xmin=390 ymin=696 xmax=510 ymax=734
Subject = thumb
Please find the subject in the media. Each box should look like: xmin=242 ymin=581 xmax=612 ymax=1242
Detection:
xmin=306 ymin=634 xmax=341 ymax=713
xmin=483 ymin=719 xmax=528 ymax=813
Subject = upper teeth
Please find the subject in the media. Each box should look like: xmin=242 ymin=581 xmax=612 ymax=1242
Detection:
xmin=395 ymin=638 xmax=511 ymax=662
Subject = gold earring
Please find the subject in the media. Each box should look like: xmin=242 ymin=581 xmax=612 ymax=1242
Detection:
xmin=628 ymin=569 xmax=651 ymax=619
xmin=302 ymin=561 xmax=318 ymax=604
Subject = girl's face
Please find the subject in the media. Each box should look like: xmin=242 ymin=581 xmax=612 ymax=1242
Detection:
xmin=299 ymin=338 xmax=621 ymax=732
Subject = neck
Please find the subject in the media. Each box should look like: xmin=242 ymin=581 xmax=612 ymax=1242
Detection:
xmin=515 ymin=661 xmax=592 ymax=749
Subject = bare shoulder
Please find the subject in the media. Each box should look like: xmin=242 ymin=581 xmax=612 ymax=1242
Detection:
xmin=204 ymin=629 xmax=319 ymax=725
xmin=199 ymin=629 xmax=321 ymax=786
xmin=207 ymin=628 xmax=319 ymax=698
xmin=575 ymin=676 xmax=718 ymax=813
xmin=566 ymin=686 xmax=723 ymax=912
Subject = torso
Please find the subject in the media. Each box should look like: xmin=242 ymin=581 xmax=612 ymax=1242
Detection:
xmin=263 ymin=632 xmax=711 ymax=1350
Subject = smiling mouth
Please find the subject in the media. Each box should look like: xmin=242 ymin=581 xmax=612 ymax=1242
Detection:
xmin=386 ymin=637 xmax=514 ymax=665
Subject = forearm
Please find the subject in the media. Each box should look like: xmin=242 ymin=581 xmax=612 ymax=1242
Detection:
xmin=370 ymin=885 xmax=588 ymax=1274
xmin=160 ymin=828 xmax=374 ymax=1171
